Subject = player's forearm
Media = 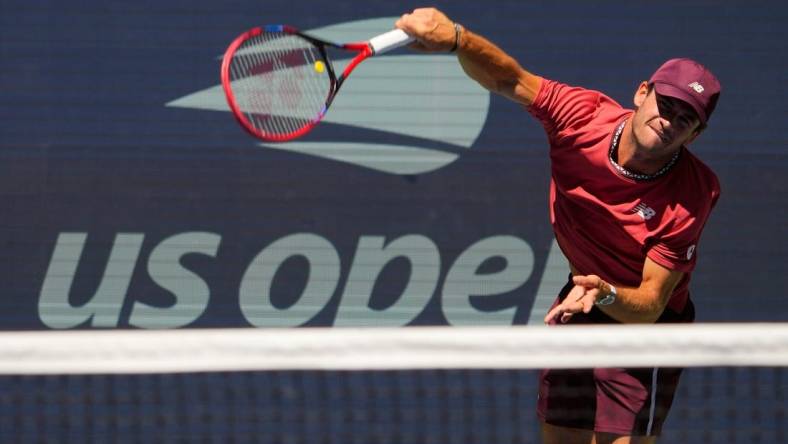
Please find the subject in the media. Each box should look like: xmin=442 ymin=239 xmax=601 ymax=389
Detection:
xmin=455 ymin=28 xmax=541 ymax=106
xmin=595 ymin=284 xmax=668 ymax=324
xmin=564 ymin=259 xmax=681 ymax=324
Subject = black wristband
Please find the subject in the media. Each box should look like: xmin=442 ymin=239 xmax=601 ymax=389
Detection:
xmin=449 ymin=22 xmax=462 ymax=52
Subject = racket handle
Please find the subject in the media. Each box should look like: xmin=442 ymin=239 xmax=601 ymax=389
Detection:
xmin=369 ymin=29 xmax=414 ymax=55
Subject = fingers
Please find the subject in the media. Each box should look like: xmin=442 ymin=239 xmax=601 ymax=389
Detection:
xmin=572 ymin=274 xmax=601 ymax=288
xmin=566 ymin=284 xmax=586 ymax=301
xmin=543 ymin=295 xmax=584 ymax=324
xmin=406 ymin=41 xmax=429 ymax=52
xmin=582 ymin=294 xmax=595 ymax=313
xmin=543 ymin=306 xmax=562 ymax=324
xmin=395 ymin=8 xmax=455 ymax=52
xmin=543 ymin=301 xmax=578 ymax=324
xmin=543 ymin=282 xmax=598 ymax=324
xmin=567 ymin=284 xmax=596 ymax=313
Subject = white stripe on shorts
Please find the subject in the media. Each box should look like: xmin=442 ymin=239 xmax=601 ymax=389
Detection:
xmin=646 ymin=367 xmax=659 ymax=435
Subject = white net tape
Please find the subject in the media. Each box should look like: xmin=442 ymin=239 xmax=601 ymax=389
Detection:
xmin=2 ymin=323 xmax=787 ymax=374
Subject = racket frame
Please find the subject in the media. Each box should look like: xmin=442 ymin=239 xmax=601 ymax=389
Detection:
xmin=221 ymin=25 xmax=380 ymax=142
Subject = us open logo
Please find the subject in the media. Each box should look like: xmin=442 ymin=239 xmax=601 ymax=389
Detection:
xmin=167 ymin=17 xmax=491 ymax=175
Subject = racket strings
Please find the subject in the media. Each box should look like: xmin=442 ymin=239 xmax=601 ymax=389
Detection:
xmin=228 ymin=33 xmax=331 ymax=137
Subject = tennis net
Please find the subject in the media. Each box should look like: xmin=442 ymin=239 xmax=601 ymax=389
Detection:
xmin=1 ymin=324 xmax=786 ymax=443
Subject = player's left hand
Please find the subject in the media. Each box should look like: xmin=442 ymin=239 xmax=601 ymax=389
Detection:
xmin=544 ymin=275 xmax=604 ymax=324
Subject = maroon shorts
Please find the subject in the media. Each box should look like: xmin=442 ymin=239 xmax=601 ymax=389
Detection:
xmin=536 ymin=276 xmax=695 ymax=436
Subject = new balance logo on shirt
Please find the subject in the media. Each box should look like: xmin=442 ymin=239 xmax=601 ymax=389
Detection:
xmin=632 ymin=203 xmax=656 ymax=220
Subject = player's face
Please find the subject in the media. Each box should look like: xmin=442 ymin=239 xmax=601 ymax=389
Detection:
xmin=631 ymin=82 xmax=701 ymax=158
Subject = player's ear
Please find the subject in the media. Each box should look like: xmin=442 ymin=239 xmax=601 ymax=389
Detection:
xmin=633 ymin=81 xmax=649 ymax=108
xmin=684 ymin=127 xmax=702 ymax=146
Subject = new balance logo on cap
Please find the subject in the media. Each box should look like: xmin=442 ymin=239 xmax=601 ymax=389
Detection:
xmin=688 ymin=81 xmax=705 ymax=93
xmin=649 ymin=58 xmax=721 ymax=125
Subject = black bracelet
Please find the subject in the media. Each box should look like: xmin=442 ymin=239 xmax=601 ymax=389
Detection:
xmin=449 ymin=22 xmax=462 ymax=52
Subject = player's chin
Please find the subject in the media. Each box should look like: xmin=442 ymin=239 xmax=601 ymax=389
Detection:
xmin=645 ymin=140 xmax=670 ymax=151
xmin=638 ymin=129 xmax=670 ymax=150
xmin=640 ymin=126 xmax=670 ymax=149
xmin=635 ymin=134 xmax=662 ymax=151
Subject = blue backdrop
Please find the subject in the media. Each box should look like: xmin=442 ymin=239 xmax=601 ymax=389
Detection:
xmin=1 ymin=0 xmax=786 ymax=330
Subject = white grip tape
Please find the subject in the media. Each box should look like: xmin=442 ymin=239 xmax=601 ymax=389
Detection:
xmin=369 ymin=29 xmax=414 ymax=55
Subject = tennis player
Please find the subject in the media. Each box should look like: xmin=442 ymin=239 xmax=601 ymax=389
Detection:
xmin=397 ymin=8 xmax=721 ymax=444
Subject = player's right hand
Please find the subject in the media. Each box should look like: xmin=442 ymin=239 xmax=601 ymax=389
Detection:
xmin=395 ymin=7 xmax=457 ymax=53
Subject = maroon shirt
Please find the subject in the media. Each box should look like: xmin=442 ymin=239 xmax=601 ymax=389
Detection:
xmin=528 ymin=79 xmax=720 ymax=313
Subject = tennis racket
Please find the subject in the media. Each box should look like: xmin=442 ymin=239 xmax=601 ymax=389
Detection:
xmin=221 ymin=25 xmax=413 ymax=142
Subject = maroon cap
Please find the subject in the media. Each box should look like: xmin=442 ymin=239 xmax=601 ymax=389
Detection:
xmin=649 ymin=58 xmax=721 ymax=125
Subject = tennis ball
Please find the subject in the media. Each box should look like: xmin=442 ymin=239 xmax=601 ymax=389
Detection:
xmin=314 ymin=61 xmax=326 ymax=73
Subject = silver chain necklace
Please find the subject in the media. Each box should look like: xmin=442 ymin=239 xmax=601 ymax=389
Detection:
xmin=609 ymin=119 xmax=680 ymax=181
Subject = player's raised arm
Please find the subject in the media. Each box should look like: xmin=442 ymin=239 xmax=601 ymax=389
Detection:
xmin=395 ymin=7 xmax=542 ymax=106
